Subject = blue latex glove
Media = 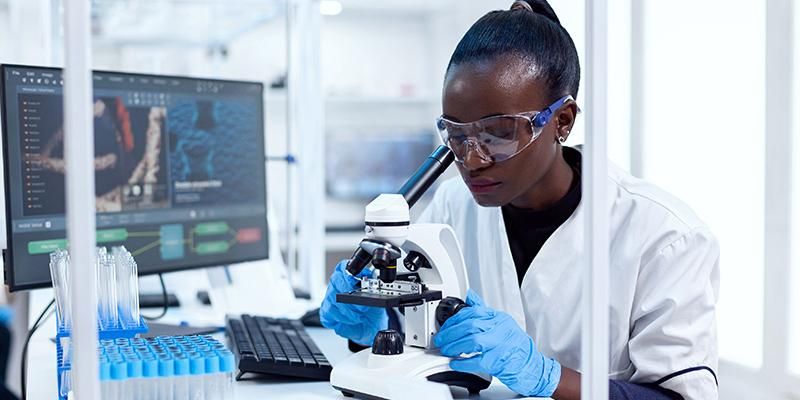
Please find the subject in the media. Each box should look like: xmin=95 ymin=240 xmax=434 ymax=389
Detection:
xmin=320 ymin=260 xmax=388 ymax=346
xmin=434 ymin=290 xmax=561 ymax=397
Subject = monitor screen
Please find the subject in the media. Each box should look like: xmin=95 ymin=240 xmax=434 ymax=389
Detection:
xmin=326 ymin=132 xmax=436 ymax=200
xmin=1 ymin=65 xmax=269 ymax=291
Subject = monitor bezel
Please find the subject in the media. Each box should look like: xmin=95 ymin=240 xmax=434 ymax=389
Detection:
xmin=1 ymin=63 xmax=270 ymax=291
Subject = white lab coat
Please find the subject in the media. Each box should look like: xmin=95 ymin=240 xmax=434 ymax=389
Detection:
xmin=417 ymin=151 xmax=720 ymax=399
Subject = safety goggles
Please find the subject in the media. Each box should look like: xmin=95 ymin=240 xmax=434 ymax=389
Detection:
xmin=435 ymin=95 xmax=576 ymax=164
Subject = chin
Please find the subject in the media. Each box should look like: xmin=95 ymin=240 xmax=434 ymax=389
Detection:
xmin=470 ymin=193 xmax=506 ymax=208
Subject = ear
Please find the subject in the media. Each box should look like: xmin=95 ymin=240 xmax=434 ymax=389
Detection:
xmin=556 ymin=102 xmax=579 ymax=142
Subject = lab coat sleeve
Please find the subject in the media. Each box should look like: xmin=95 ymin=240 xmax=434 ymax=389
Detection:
xmin=628 ymin=227 xmax=720 ymax=400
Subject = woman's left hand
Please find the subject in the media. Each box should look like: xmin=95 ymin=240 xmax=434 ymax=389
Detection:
xmin=434 ymin=289 xmax=562 ymax=397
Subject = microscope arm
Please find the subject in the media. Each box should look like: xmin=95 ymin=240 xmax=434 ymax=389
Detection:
xmin=345 ymin=146 xmax=454 ymax=277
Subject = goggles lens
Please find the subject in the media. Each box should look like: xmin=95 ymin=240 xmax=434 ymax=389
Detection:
xmin=436 ymin=115 xmax=537 ymax=163
xmin=436 ymin=95 xmax=575 ymax=164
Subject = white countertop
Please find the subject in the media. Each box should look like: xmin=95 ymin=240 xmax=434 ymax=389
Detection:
xmin=25 ymin=296 xmax=539 ymax=400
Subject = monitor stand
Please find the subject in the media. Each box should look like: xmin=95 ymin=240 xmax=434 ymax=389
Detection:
xmin=139 ymin=292 xmax=181 ymax=308
xmin=141 ymin=321 xmax=221 ymax=338
xmin=138 ymin=290 xmax=221 ymax=337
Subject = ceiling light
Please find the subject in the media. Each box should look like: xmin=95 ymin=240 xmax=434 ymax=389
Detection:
xmin=320 ymin=0 xmax=342 ymax=16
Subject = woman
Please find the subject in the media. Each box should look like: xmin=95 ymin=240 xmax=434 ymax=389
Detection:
xmin=320 ymin=1 xmax=719 ymax=399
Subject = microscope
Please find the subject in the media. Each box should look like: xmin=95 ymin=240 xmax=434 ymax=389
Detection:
xmin=330 ymin=146 xmax=492 ymax=399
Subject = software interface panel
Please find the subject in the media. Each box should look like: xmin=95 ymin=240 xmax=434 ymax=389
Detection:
xmin=2 ymin=65 xmax=269 ymax=289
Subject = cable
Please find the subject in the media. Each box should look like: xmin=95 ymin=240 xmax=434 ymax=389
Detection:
xmin=142 ymin=273 xmax=168 ymax=321
xmin=21 ymin=298 xmax=55 ymax=400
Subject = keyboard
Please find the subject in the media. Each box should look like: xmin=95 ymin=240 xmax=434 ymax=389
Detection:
xmin=226 ymin=314 xmax=332 ymax=381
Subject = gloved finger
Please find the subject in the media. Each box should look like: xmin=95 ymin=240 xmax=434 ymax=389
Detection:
xmin=329 ymin=266 xmax=359 ymax=293
xmin=321 ymin=302 xmax=360 ymax=327
xmin=439 ymin=335 xmax=484 ymax=357
xmin=335 ymin=258 xmax=375 ymax=279
xmin=319 ymin=302 xmax=344 ymax=329
xmin=465 ymin=289 xmax=487 ymax=307
xmin=439 ymin=305 xmax=495 ymax=331
xmin=449 ymin=355 xmax=485 ymax=374
xmin=435 ymin=317 xmax=496 ymax=347
xmin=355 ymin=265 xmax=375 ymax=279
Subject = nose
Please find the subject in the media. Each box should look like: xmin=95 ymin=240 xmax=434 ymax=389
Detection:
xmin=460 ymin=140 xmax=493 ymax=171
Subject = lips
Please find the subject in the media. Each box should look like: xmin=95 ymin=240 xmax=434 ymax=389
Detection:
xmin=466 ymin=177 xmax=502 ymax=194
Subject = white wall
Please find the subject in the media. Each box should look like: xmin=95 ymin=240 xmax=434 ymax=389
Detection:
xmin=791 ymin=0 xmax=800 ymax=377
xmin=641 ymin=0 xmax=766 ymax=370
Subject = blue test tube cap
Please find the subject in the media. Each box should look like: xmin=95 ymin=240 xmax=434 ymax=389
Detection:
xmin=158 ymin=356 xmax=174 ymax=377
xmin=127 ymin=358 xmax=143 ymax=378
xmin=143 ymin=358 xmax=159 ymax=378
xmin=218 ymin=351 xmax=235 ymax=373
xmin=111 ymin=360 xmax=128 ymax=380
xmin=174 ymin=354 xmax=190 ymax=376
xmin=211 ymin=342 xmax=227 ymax=350
xmin=204 ymin=352 xmax=220 ymax=374
xmin=189 ymin=354 xmax=205 ymax=375
xmin=99 ymin=360 xmax=111 ymax=381
xmin=108 ymin=353 xmax=124 ymax=362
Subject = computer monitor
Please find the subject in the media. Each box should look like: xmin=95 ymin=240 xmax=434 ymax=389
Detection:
xmin=325 ymin=132 xmax=436 ymax=200
xmin=1 ymin=64 xmax=269 ymax=291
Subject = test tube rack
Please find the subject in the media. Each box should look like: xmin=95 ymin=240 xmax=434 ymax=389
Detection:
xmin=55 ymin=314 xmax=148 ymax=400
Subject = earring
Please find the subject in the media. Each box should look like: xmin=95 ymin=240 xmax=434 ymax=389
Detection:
xmin=558 ymin=136 xmax=567 ymax=143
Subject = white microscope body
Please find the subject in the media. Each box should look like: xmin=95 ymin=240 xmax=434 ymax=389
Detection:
xmin=329 ymin=194 xmax=491 ymax=399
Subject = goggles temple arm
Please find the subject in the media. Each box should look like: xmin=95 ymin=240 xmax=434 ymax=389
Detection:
xmin=532 ymin=95 xmax=575 ymax=128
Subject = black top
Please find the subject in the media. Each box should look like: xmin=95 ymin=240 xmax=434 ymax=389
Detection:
xmin=501 ymin=147 xmax=582 ymax=285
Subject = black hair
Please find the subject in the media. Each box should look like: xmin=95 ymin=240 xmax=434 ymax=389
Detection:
xmin=446 ymin=0 xmax=580 ymax=101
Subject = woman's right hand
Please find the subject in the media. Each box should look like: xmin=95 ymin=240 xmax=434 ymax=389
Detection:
xmin=319 ymin=260 xmax=388 ymax=346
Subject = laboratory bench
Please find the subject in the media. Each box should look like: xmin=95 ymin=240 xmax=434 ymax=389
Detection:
xmin=24 ymin=294 xmax=544 ymax=400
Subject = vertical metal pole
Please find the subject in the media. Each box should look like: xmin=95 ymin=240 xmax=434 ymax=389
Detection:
xmin=285 ymin=0 xmax=297 ymax=286
xmin=763 ymin=0 xmax=793 ymax=390
xmin=63 ymin=0 xmax=99 ymax=398
xmin=288 ymin=0 xmax=325 ymax=299
xmin=629 ymin=0 xmax=645 ymax=178
xmin=583 ymin=0 xmax=610 ymax=398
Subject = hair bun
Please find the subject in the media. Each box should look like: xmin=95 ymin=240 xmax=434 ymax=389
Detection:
xmin=510 ymin=0 xmax=561 ymax=25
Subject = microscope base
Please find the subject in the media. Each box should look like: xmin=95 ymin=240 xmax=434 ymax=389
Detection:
xmin=330 ymin=346 xmax=491 ymax=399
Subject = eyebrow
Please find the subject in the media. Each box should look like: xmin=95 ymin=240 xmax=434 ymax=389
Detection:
xmin=441 ymin=112 xmax=506 ymax=123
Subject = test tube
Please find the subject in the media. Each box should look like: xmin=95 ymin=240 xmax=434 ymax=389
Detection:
xmin=126 ymin=355 xmax=143 ymax=400
xmin=189 ymin=352 xmax=206 ymax=400
xmin=203 ymin=351 xmax=220 ymax=400
xmin=114 ymin=246 xmax=141 ymax=327
xmin=97 ymin=248 xmax=119 ymax=329
xmin=173 ymin=353 xmax=191 ymax=400
xmin=141 ymin=355 xmax=159 ymax=400
xmin=218 ymin=350 xmax=236 ymax=400
xmin=157 ymin=355 xmax=174 ymax=400
xmin=100 ymin=359 xmax=112 ymax=399
xmin=59 ymin=369 xmax=72 ymax=399
xmin=49 ymin=250 xmax=72 ymax=329
xmin=110 ymin=357 xmax=128 ymax=400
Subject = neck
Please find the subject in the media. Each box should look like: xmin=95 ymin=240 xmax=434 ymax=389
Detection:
xmin=509 ymin=147 xmax=574 ymax=210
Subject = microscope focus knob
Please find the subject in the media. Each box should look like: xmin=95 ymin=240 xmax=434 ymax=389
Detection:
xmin=403 ymin=251 xmax=431 ymax=272
xmin=436 ymin=297 xmax=467 ymax=327
xmin=372 ymin=329 xmax=404 ymax=355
